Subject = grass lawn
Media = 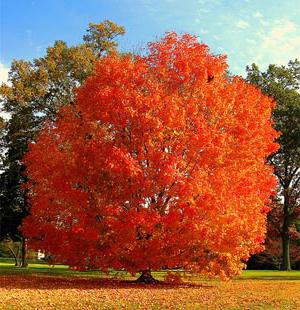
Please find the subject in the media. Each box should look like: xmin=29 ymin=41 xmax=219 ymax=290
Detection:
xmin=0 ymin=258 xmax=299 ymax=309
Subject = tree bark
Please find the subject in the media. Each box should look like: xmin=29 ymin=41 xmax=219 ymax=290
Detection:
xmin=20 ymin=237 xmax=28 ymax=268
xmin=136 ymin=270 xmax=158 ymax=284
xmin=281 ymin=234 xmax=291 ymax=270
xmin=8 ymin=246 xmax=19 ymax=267
xmin=281 ymin=188 xmax=291 ymax=271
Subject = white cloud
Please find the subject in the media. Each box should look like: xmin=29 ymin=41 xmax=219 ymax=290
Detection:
xmin=197 ymin=8 xmax=210 ymax=14
xmin=198 ymin=28 xmax=209 ymax=34
xmin=233 ymin=18 xmax=300 ymax=75
xmin=0 ymin=62 xmax=10 ymax=120
xmin=0 ymin=62 xmax=9 ymax=85
xmin=235 ymin=20 xmax=249 ymax=29
xmin=227 ymin=17 xmax=300 ymax=75
xmin=197 ymin=0 xmax=222 ymax=5
xmin=268 ymin=20 xmax=297 ymax=39
xmin=253 ymin=11 xmax=263 ymax=19
xmin=257 ymin=19 xmax=300 ymax=66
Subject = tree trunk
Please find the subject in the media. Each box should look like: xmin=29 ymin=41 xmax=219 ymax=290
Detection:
xmin=8 ymin=246 xmax=19 ymax=267
xmin=281 ymin=188 xmax=291 ymax=271
xmin=20 ymin=237 xmax=28 ymax=268
xmin=136 ymin=270 xmax=158 ymax=284
xmin=16 ymin=244 xmax=20 ymax=266
xmin=281 ymin=233 xmax=291 ymax=270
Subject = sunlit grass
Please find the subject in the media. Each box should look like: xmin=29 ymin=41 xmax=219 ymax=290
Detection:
xmin=1 ymin=258 xmax=299 ymax=281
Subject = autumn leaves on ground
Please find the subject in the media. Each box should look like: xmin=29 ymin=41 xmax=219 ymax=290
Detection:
xmin=0 ymin=261 xmax=300 ymax=309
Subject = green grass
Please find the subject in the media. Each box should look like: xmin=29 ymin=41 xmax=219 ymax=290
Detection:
xmin=0 ymin=258 xmax=127 ymax=278
xmin=1 ymin=257 xmax=299 ymax=281
xmin=236 ymin=269 xmax=300 ymax=281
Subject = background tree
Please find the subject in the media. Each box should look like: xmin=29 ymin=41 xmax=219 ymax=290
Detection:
xmin=246 ymin=60 xmax=300 ymax=270
xmin=0 ymin=20 xmax=125 ymax=266
xmin=23 ymin=33 xmax=278 ymax=282
xmin=0 ymin=107 xmax=36 ymax=266
xmin=264 ymin=201 xmax=300 ymax=269
xmin=83 ymin=21 xmax=125 ymax=57
xmin=247 ymin=204 xmax=300 ymax=270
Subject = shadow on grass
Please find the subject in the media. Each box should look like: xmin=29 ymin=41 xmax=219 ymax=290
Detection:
xmin=0 ymin=274 xmax=215 ymax=290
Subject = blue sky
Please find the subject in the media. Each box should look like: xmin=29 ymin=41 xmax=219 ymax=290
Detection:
xmin=0 ymin=0 xmax=300 ymax=82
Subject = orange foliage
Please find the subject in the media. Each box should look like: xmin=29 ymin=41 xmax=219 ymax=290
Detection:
xmin=22 ymin=33 xmax=279 ymax=278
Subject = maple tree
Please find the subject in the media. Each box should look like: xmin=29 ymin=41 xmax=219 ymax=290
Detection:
xmin=22 ymin=33 xmax=278 ymax=281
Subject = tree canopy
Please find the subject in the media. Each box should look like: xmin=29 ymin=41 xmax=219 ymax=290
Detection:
xmin=23 ymin=33 xmax=278 ymax=279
